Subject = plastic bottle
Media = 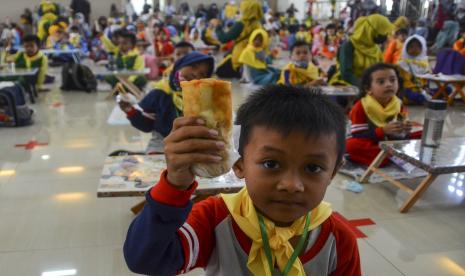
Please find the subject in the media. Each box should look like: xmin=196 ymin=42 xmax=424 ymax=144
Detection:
xmin=421 ymin=100 xmax=447 ymax=147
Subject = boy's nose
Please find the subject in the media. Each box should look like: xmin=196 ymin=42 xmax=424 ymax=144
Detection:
xmin=277 ymin=171 xmax=305 ymax=193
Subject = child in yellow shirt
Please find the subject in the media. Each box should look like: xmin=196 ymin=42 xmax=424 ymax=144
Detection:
xmin=278 ymin=41 xmax=325 ymax=86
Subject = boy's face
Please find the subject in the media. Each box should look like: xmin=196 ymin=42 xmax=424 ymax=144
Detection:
xmin=178 ymin=61 xmax=210 ymax=81
xmin=23 ymin=41 xmax=39 ymax=57
xmin=327 ymin=28 xmax=335 ymax=36
xmin=253 ymin=35 xmax=263 ymax=48
xmin=120 ymin=38 xmax=134 ymax=53
xmin=234 ymin=127 xmax=340 ymax=226
xmin=291 ymin=45 xmax=311 ymax=62
xmin=174 ymin=46 xmax=192 ymax=61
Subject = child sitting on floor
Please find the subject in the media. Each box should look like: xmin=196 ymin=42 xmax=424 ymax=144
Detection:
xmin=346 ymin=63 xmax=422 ymax=166
xmin=118 ymin=52 xmax=214 ymax=154
xmin=238 ymin=29 xmax=280 ymax=85
xmin=278 ymin=41 xmax=325 ymax=86
xmin=384 ymin=28 xmax=408 ymax=64
xmin=2 ymin=34 xmax=48 ymax=91
xmin=397 ymin=35 xmax=431 ymax=105
xmin=321 ymin=23 xmax=338 ymax=60
xmin=123 ymin=85 xmax=361 ymax=275
xmin=105 ymin=32 xmax=147 ymax=90
xmin=295 ymin=24 xmax=312 ymax=44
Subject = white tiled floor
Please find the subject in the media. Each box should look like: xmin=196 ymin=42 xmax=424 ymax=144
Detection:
xmin=1 ymin=64 xmax=465 ymax=276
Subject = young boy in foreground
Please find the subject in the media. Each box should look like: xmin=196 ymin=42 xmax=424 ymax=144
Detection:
xmin=124 ymin=85 xmax=361 ymax=275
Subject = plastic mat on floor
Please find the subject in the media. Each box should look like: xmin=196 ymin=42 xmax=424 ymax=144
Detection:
xmin=339 ymin=160 xmax=428 ymax=183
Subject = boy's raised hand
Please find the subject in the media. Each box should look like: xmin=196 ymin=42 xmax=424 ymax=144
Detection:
xmin=164 ymin=117 xmax=224 ymax=190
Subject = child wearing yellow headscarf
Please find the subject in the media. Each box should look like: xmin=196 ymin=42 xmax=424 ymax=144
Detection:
xmin=215 ymin=0 xmax=263 ymax=78
xmin=238 ymin=29 xmax=281 ymax=85
xmin=329 ymin=14 xmax=394 ymax=86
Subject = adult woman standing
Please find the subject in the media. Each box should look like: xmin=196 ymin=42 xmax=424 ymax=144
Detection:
xmin=214 ymin=0 xmax=263 ymax=78
xmin=329 ymin=14 xmax=394 ymax=86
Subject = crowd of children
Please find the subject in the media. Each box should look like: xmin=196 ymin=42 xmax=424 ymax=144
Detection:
xmin=4 ymin=0 xmax=465 ymax=274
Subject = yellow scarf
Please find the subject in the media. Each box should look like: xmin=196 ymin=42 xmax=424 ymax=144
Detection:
xmin=239 ymin=29 xmax=269 ymax=70
xmin=278 ymin=63 xmax=319 ymax=85
xmin=221 ymin=188 xmax=332 ymax=276
xmin=152 ymin=78 xmax=183 ymax=111
xmin=361 ymin=94 xmax=402 ymax=127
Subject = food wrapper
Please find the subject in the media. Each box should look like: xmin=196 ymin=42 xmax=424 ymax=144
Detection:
xmin=181 ymin=78 xmax=235 ymax=178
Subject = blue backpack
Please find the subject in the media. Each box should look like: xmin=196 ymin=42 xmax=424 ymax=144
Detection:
xmin=0 ymin=83 xmax=33 ymax=127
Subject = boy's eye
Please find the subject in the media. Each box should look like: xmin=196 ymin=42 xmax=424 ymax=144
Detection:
xmin=306 ymin=164 xmax=323 ymax=173
xmin=262 ymin=160 xmax=280 ymax=169
xmin=377 ymin=80 xmax=384 ymax=85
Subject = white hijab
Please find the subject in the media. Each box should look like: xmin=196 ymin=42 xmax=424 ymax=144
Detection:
xmin=398 ymin=34 xmax=430 ymax=75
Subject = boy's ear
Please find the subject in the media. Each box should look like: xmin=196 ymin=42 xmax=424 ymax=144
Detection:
xmin=232 ymin=158 xmax=245 ymax=179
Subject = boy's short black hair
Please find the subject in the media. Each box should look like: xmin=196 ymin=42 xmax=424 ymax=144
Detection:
xmin=175 ymin=41 xmax=194 ymax=51
xmin=120 ymin=32 xmax=137 ymax=46
xmin=360 ymin=63 xmax=403 ymax=98
xmin=22 ymin=34 xmax=40 ymax=46
xmin=235 ymin=85 xmax=347 ymax=165
xmin=395 ymin=28 xmax=409 ymax=36
xmin=290 ymin=41 xmax=311 ymax=53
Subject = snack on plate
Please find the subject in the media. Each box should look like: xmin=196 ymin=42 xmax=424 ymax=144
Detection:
xmin=181 ymin=78 xmax=233 ymax=178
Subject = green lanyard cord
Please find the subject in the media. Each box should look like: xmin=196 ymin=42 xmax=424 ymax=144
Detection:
xmin=257 ymin=213 xmax=311 ymax=276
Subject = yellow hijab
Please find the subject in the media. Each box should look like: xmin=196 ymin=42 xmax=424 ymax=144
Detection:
xmin=278 ymin=63 xmax=319 ymax=85
xmin=239 ymin=29 xmax=269 ymax=69
xmin=393 ymin=16 xmax=409 ymax=31
xmin=361 ymin=94 xmax=402 ymax=127
xmin=221 ymin=188 xmax=332 ymax=276
xmin=349 ymin=14 xmax=394 ymax=77
xmin=227 ymin=0 xmax=263 ymax=70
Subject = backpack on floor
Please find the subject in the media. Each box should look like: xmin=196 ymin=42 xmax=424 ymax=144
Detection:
xmin=0 ymin=82 xmax=33 ymax=127
xmin=61 ymin=62 xmax=97 ymax=93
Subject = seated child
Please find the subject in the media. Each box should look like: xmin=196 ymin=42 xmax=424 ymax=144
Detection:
xmin=2 ymin=35 xmax=48 ymax=90
xmin=118 ymin=51 xmax=214 ymax=154
xmin=453 ymin=32 xmax=465 ymax=57
xmin=321 ymin=24 xmax=338 ymax=60
xmin=384 ymin=28 xmax=408 ymax=64
xmin=397 ymin=35 xmax=431 ymax=105
xmin=154 ymin=27 xmax=175 ymax=74
xmin=100 ymin=28 xmax=124 ymax=54
xmin=69 ymin=25 xmax=88 ymax=54
xmin=238 ymin=29 xmax=281 ymax=85
xmin=162 ymin=41 xmax=195 ymax=79
xmin=123 ymin=85 xmax=361 ymax=275
xmin=51 ymin=31 xmax=77 ymax=64
xmin=202 ymin=19 xmax=221 ymax=50
xmin=295 ymin=24 xmax=312 ymax=44
xmin=190 ymin=28 xmax=208 ymax=50
xmin=45 ymin=25 xmax=62 ymax=49
xmin=278 ymin=41 xmax=325 ymax=86
xmin=105 ymin=32 xmax=147 ymax=90
xmin=346 ymin=63 xmax=422 ymax=166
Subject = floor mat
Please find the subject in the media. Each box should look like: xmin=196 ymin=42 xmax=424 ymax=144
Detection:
xmin=339 ymin=160 xmax=428 ymax=183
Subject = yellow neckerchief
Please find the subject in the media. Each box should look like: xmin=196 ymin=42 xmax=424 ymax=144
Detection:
xmin=361 ymin=94 xmax=402 ymax=127
xmin=151 ymin=78 xmax=182 ymax=111
xmin=221 ymin=188 xmax=332 ymax=276
xmin=278 ymin=63 xmax=319 ymax=85
xmin=239 ymin=29 xmax=269 ymax=69
xmin=296 ymin=31 xmax=312 ymax=44
xmin=21 ymin=51 xmax=45 ymax=69
xmin=349 ymin=14 xmax=394 ymax=76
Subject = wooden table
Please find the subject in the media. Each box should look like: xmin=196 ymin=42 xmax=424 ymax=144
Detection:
xmin=360 ymin=138 xmax=465 ymax=213
xmin=97 ymin=155 xmax=244 ymax=213
xmin=94 ymin=68 xmax=150 ymax=100
xmin=319 ymin=85 xmax=360 ymax=97
xmin=0 ymin=68 xmax=39 ymax=103
xmin=417 ymin=73 xmax=465 ymax=105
